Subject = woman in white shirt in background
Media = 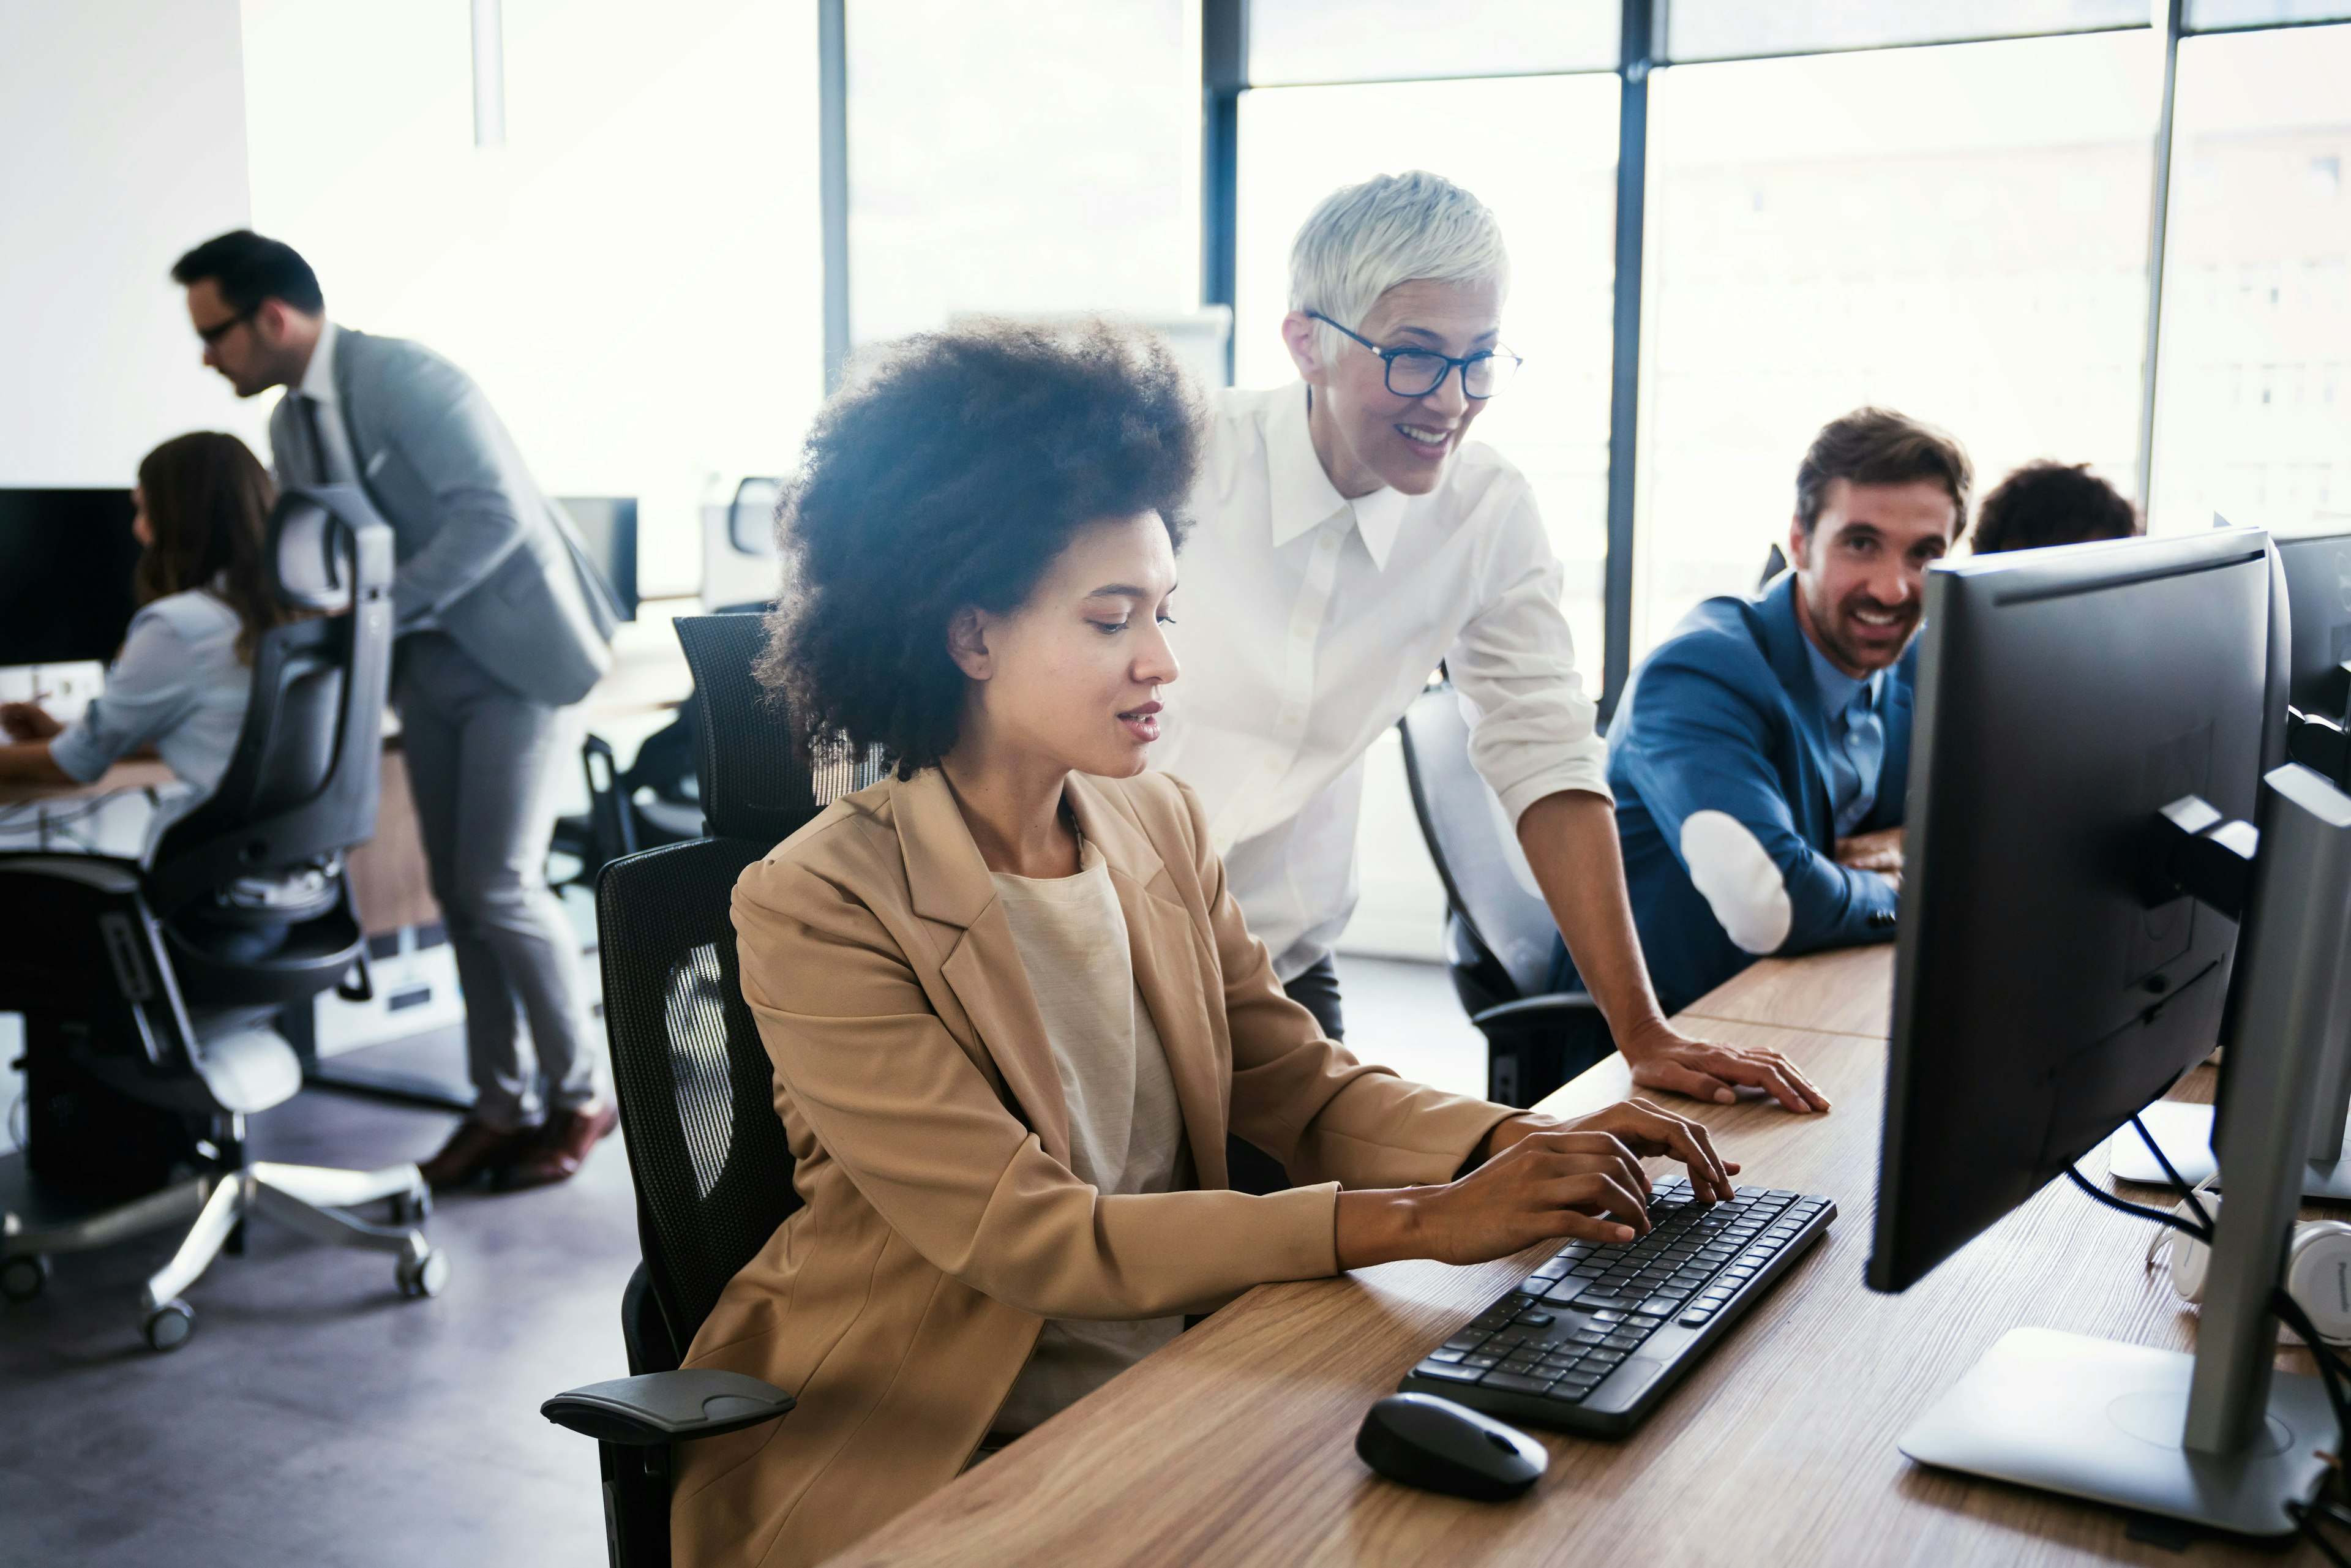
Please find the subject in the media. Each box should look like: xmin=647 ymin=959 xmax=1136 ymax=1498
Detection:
xmin=0 ymin=430 xmax=287 ymax=818
xmin=1156 ymin=171 xmax=1828 ymax=1132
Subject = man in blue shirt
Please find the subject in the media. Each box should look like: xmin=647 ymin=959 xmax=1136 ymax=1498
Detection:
xmin=1564 ymin=408 xmax=1971 ymax=1014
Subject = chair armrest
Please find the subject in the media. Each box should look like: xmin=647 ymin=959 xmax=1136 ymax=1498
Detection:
xmin=541 ymin=1370 xmax=794 ymax=1446
xmin=1470 ymin=991 xmax=1602 ymax=1029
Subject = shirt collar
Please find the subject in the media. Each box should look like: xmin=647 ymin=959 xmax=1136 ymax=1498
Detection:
xmin=298 ymin=319 xmax=342 ymax=403
xmin=1803 ymin=635 xmax=1884 ymax=722
xmin=1264 ymin=382 xmax=1408 ymax=571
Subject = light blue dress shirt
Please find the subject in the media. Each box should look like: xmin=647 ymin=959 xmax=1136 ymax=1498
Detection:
xmin=50 ymin=587 xmax=251 ymax=806
xmin=1803 ymin=639 xmax=1888 ymax=839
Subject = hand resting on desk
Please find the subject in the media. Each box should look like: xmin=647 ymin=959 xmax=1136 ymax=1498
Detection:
xmin=1333 ymin=1098 xmax=1737 ymax=1270
xmin=0 ymin=702 xmax=64 ymax=743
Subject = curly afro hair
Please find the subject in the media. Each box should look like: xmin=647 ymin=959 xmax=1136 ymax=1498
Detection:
xmin=760 ymin=318 xmax=1203 ymax=779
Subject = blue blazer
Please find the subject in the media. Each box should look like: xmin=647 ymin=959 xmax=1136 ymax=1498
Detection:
xmin=1562 ymin=574 xmax=1914 ymax=1015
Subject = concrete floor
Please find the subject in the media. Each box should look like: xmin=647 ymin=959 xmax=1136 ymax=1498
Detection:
xmin=0 ymin=955 xmax=1483 ymax=1567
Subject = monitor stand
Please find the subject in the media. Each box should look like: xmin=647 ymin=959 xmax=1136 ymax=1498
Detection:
xmin=1902 ymin=765 xmax=2351 ymax=1539
xmin=1899 ymin=1329 xmax=2332 ymax=1537
xmin=2107 ymin=1101 xmax=2351 ymax=1201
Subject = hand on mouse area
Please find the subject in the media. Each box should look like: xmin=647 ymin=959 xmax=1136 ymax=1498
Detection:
xmin=1333 ymin=1098 xmax=1738 ymax=1270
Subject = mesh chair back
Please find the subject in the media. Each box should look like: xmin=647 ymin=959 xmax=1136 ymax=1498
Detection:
xmin=672 ymin=613 xmax=883 ymax=844
xmin=599 ymin=836 xmax=793 ymax=1351
xmin=148 ymin=487 xmax=396 ymax=918
xmin=1398 ymin=683 xmax=1559 ymax=1002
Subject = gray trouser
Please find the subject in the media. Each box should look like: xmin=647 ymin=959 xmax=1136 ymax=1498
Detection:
xmin=394 ymin=632 xmax=599 ymax=1130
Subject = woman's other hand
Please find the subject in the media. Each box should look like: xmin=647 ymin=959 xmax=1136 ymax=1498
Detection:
xmin=0 ymin=702 xmax=62 ymax=742
xmin=1335 ymin=1098 xmax=1738 ymax=1270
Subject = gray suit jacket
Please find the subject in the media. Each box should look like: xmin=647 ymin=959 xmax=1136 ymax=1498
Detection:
xmin=269 ymin=326 xmax=620 ymax=707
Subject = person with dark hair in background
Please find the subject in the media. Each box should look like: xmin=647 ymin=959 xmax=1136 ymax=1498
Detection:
xmin=171 ymin=229 xmax=624 ymax=1191
xmin=0 ymin=432 xmax=288 ymax=822
xmin=1971 ymin=460 xmax=2140 ymax=555
xmin=1564 ymin=408 xmax=1971 ymax=1016
xmin=670 ymin=319 xmax=1739 ymax=1568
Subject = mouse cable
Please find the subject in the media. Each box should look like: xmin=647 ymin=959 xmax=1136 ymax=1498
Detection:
xmin=2130 ymin=1114 xmax=2217 ymax=1237
xmin=2065 ymin=1166 xmax=2210 ymax=1241
xmin=2276 ymin=1288 xmax=2351 ymax=1566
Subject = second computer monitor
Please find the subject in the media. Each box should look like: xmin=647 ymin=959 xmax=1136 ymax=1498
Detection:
xmin=1868 ymin=530 xmax=2273 ymax=1294
xmin=557 ymin=496 xmax=638 ymax=622
xmin=2276 ymin=529 xmax=2351 ymax=722
xmin=0 ymin=489 xmax=141 ymax=666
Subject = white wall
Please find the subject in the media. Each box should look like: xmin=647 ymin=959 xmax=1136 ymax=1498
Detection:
xmin=0 ymin=0 xmax=268 ymax=484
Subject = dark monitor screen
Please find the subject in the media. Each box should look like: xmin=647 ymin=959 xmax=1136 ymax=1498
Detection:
xmin=0 ymin=489 xmax=142 ymax=666
xmin=558 ymin=496 xmax=638 ymax=622
xmin=1868 ymin=530 xmax=2272 ymax=1294
xmin=2276 ymin=530 xmax=2351 ymax=721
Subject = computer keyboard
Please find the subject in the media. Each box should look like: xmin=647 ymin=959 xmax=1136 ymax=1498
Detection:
xmin=1398 ymin=1176 xmax=1835 ymax=1436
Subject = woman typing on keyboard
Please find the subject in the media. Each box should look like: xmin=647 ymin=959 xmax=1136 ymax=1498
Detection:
xmin=671 ymin=321 xmax=1739 ymax=1568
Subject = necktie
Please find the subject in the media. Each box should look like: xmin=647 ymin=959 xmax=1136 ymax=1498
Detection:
xmin=1842 ymin=689 xmax=1886 ymax=835
xmin=298 ymin=393 xmax=332 ymax=484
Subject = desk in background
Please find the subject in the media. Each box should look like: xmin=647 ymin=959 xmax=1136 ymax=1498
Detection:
xmin=836 ymin=944 xmax=2320 ymax=1567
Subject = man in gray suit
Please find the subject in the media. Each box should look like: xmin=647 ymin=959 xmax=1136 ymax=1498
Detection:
xmin=174 ymin=230 xmax=621 ymax=1191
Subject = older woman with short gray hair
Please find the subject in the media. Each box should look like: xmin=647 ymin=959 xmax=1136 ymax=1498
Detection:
xmin=1150 ymin=171 xmax=1831 ymax=1144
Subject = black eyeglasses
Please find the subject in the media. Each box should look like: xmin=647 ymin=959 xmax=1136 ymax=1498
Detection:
xmin=195 ymin=305 xmax=260 ymax=347
xmin=1307 ymin=312 xmax=1521 ymax=400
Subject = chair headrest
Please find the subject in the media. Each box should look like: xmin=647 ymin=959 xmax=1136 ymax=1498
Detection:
xmin=271 ymin=484 xmax=395 ymax=612
xmin=672 ymin=614 xmax=883 ymax=846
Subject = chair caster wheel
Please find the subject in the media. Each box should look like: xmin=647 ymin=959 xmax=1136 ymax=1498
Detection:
xmin=143 ymin=1299 xmax=196 ymax=1352
xmin=397 ymin=1248 xmax=449 ymax=1299
xmin=1 ymin=1255 xmax=50 ymax=1304
xmin=389 ymin=1189 xmax=430 ymax=1224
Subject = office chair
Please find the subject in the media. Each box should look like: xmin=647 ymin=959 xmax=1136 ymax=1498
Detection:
xmin=550 ymin=716 xmax=706 ymax=893
xmin=542 ymin=613 xmax=882 ymax=1568
xmin=0 ymin=486 xmax=445 ymax=1350
xmin=1397 ymin=681 xmax=1615 ymax=1106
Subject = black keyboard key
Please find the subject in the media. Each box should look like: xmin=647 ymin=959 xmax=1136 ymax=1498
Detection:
xmin=1640 ymin=1296 xmax=1685 ymax=1316
xmin=1483 ymin=1371 xmax=1555 ymax=1395
xmin=1514 ymin=1310 xmax=1555 ymax=1327
xmin=1427 ymin=1348 xmax=1468 ymax=1364
xmin=1441 ymin=1333 xmax=1487 ymax=1352
xmin=1415 ymin=1360 xmax=1483 ymax=1384
xmin=1601 ymin=1332 xmax=1644 ymax=1351
xmin=1542 ymin=1281 xmax=1591 ymax=1307
xmin=1580 ymin=1292 xmax=1642 ymax=1312
xmin=1461 ymin=1354 xmax=1501 ymax=1369
xmin=1679 ymin=1308 xmax=1714 ymax=1326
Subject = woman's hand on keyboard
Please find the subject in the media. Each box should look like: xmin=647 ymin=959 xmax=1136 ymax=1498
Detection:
xmin=1335 ymin=1100 xmax=1738 ymax=1269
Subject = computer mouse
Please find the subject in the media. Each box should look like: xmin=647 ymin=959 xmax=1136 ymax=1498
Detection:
xmin=1354 ymin=1393 xmax=1547 ymax=1501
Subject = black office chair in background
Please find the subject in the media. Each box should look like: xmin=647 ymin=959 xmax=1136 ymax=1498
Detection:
xmin=550 ymin=716 xmax=705 ymax=893
xmin=0 ymin=486 xmax=446 ymax=1350
xmin=541 ymin=613 xmax=883 ymax=1568
xmin=1398 ymin=681 xmax=1615 ymax=1107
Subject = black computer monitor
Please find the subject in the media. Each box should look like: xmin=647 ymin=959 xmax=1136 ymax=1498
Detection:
xmin=0 ymin=489 xmax=142 ymax=666
xmin=558 ymin=496 xmax=638 ymax=621
xmin=2275 ymin=530 xmax=2351 ymax=722
xmin=1869 ymin=530 xmax=2273 ymax=1296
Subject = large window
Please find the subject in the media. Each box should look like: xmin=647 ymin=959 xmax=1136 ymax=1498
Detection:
xmin=2147 ymin=21 xmax=2351 ymax=539
xmin=1637 ymin=30 xmax=2161 ymax=650
xmin=241 ymin=0 xmax=823 ymax=599
xmin=1234 ymin=74 xmax=1621 ymax=668
xmin=846 ymin=0 xmax=1200 ymax=348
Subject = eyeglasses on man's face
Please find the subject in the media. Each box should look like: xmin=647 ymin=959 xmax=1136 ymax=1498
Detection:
xmin=194 ymin=304 xmax=260 ymax=348
xmin=1307 ymin=312 xmax=1522 ymax=400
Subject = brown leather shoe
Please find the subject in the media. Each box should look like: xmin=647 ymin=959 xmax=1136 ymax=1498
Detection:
xmin=418 ymin=1119 xmax=537 ymax=1190
xmin=500 ymin=1101 xmax=620 ymax=1190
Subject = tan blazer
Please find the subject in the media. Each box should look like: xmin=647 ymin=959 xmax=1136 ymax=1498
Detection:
xmin=671 ymin=766 xmax=1514 ymax=1568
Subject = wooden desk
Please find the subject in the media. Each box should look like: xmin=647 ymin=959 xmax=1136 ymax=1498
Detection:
xmin=1679 ymin=940 xmax=1894 ymax=1040
xmin=834 ymin=946 xmax=2322 ymax=1567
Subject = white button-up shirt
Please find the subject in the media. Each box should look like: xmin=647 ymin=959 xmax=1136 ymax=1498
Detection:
xmin=1153 ymin=382 xmax=1610 ymax=980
